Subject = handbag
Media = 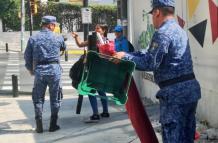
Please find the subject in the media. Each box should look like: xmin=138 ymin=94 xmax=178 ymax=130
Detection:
xmin=69 ymin=54 xmax=85 ymax=89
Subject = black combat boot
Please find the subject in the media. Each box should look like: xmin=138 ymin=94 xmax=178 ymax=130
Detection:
xmin=49 ymin=115 xmax=60 ymax=132
xmin=35 ymin=118 xmax=43 ymax=133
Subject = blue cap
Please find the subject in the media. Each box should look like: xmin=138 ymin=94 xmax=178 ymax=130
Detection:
xmin=149 ymin=0 xmax=175 ymax=14
xmin=41 ymin=15 xmax=57 ymax=24
xmin=114 ymin=26 xmax=123 ymax=32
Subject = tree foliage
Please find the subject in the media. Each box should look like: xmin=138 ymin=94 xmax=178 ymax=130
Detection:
xmin=0 ymin=0 xmax=20 ymax=31
xmin=2 ymin=1 xmax=117 ymax=32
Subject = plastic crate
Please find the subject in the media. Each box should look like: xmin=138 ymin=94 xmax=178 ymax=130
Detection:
xmin=78 ymin=51 xmax=135 ymax=105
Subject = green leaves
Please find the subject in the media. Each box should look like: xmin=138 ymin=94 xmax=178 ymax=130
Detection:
xmin=2 ymin=2 xmax=117 ymax=32
xmin=0 ymin=0 xmax=16 ymax=18
xmin=34 ymin=2 xmax=117 ymax=32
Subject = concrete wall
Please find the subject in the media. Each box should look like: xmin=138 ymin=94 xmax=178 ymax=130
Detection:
xmin=128 ymin=0 xmax=218 ymax=127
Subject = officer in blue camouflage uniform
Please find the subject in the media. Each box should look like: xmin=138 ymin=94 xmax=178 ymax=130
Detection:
xmin=114 ymin=0 xmax=201 ymax=142
xmin=24 ymin=15 xmax=66 ymax=133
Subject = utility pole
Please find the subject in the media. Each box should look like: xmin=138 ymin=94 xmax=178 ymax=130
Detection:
xmin=27 ymin=0 xmax=33 ymax=36
xmin=0 ymin=19 xmax=2 ymax=32
xmin=21 ymin=0 xmax=25 ymax=52
xmin=83 ymin=0 xmax=89 ymax=41
xmin=117 ymin=0 xmax=128 ymax=37
xmin=76 ymin=0 xmax=89 ymax=114
xmin=120 ymin=0 xmax=128 ymax=37
xmin=117 ymin=0 xmax=122 ymax=25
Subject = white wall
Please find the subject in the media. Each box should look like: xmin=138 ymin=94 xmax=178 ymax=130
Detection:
xmin=187 ymin=0 xmax=218 ymax=127
xmin=128 ymin=0 xmax=218 ymax=127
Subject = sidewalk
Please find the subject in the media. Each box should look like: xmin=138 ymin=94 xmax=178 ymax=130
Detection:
xmin=0 ymin=90 xmax=141 ymax=143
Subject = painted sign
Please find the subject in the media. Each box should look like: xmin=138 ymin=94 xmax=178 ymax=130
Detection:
xmin=81 ymin=8 xmax=92 ymax=24
xmin=138 ymin=11 xmax=155 ymax=50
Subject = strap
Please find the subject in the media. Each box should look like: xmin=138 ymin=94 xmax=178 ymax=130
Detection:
xmin=37 ymin=61 xmax=59 ymax=65
xmin=158 ymin=73 xmax=195 ymax=89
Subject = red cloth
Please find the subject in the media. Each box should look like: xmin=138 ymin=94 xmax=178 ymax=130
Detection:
xmin=126 ymin=79 xmax=159 ymax=143
xmin=195 ymin=131 xmax=200 ymax=140
xmin=98 ymin=41 xmax=116 ymax=56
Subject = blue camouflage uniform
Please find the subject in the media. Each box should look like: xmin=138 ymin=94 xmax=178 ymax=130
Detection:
xmin=124 ymin=1 xmax=201 ymax=142
xmin=24 ymin=16 xmax=66 ymax=120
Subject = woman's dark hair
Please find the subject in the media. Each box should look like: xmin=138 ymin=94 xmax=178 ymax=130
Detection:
xmin=96 ymin=24 xmax=108 ymax=37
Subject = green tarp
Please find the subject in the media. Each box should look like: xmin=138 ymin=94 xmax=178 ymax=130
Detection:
xmin=77 ymin=51 xmax=135 ymax=105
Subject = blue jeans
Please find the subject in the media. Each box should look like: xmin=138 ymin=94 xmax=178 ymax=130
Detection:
xmin=88 ymin=91 xmax=108 ymax=115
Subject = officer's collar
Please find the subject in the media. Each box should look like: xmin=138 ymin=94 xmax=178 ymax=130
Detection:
xmin=41 ymin=27 xmax=52 ymax=32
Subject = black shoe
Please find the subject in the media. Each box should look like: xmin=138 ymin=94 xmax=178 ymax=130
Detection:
xmin=84 ymin=114 xmax=100 ymax=123
xmin=100 ymin=112 xmax=110 ymax=118
xmin=49 ymin=115 xmax=60 ymax=132
xmin=35 ymin=119 xmax=43 ymax=133
xmin=49 ymin=125 xmax=60 ymax=132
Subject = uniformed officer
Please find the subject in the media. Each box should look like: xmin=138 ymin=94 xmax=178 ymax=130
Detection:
xmin=114 ymin=0 xmax=201 ymax=142
xmin=24 ymin=15 xmax=66 ymax=133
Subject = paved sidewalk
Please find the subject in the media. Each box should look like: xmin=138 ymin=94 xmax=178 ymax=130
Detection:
xmin=0 ymin=91 xmax=141 ymax=143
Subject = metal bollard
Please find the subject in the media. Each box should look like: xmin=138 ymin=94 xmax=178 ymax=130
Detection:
xmin=6 ymin=43 xmax=8 ymax=52
xmin=12 ymin=75 xmax=19 ymax=97
xmin=65 ymin=51 xmax=68 ymax=61
xmin=76 ymin=95 xmax=83 ymax=114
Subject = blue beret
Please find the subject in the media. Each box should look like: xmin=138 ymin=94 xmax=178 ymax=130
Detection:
xmin=114 ymin=26 xmax=123 ymax=32
xmin=149 ymin=0 xmax=175 ymax=14
xmin=41 ymin=15 xmax=57 ymax=24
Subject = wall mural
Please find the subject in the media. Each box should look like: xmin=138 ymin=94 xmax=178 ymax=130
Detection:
xmin=187 ymin=0 xmax=218 ymax=46
xmin=189 ymin=20 xmax=207 ymax=47
xmin=188 ymin=0 xmax=200 ymax=19
xmin=138 ymin=0 xmax=218 ymax=82
xmin=138 ymin=10 xmax=155 ymax=50
xmin=138 ymin=0 xmax=217 ymax=49
xmin=177 ymin=15 xmax=185 ymax=28
xmin=209 ymin=0 xmax=218 ymax=44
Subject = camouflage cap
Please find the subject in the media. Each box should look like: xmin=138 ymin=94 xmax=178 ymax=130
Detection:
xmin=41 ymin=15 xmax=57 ymax=24
xmin=149 ymin=0 xmax=175 ymax=14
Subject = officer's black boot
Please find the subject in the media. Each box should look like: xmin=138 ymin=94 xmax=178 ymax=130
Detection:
xmin=49 ymin=115 xmax=60 ymax=132
xmin=35 ymin=118 xmax=43 ymax=133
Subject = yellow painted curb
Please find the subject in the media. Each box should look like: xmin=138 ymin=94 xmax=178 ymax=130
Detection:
xmin=67 ymin=50 xmax=84 ymax=55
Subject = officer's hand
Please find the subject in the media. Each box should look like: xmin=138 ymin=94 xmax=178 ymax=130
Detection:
xmin=111 ymin=58 xmax=120 ymax=64
xmin=60 ymin=51 xmax=64 ymax=56
xmin=113 ymin=52 xmax=126 ymax=59
xmin=112 ymin=52 xmax=126 ymax=64
xmin=71 ymin=32 xmax=78 ymax=38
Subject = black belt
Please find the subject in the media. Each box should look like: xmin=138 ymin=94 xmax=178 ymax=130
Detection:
xmin=37 ymin=61 xmax=59 ymax=65
xmin=158 ymin=73 xmax=195 ymax=89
